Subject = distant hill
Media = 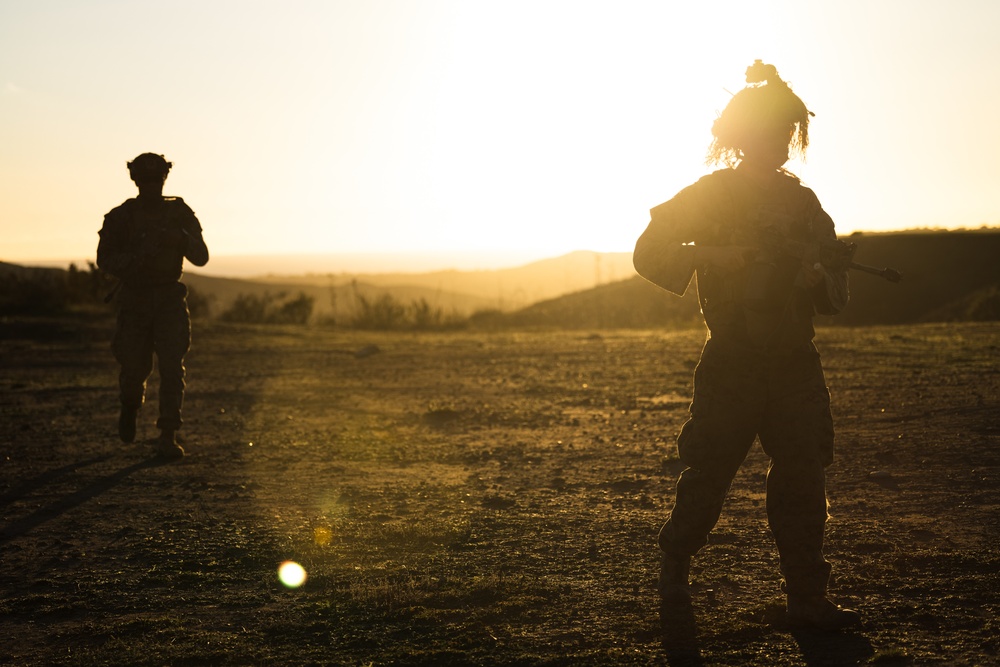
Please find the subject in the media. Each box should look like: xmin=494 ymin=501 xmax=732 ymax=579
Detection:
xmin=7 ymin=231 xmax=1000 ymax=327
xmin=0 ymin=261 xmax=66 ymax=278
xmin=488 ymin=231 xmax=1000 ymax=329
xmin=478 ymin=275 xmax=703 ymax=329
xmin=249 ymin=250 xmax=637 ymax=310
xmin=830 ymin=230 xmax=1000 ymax=325
xmin=2 ymin=251 xmax=638 ymax=322
xmin=180 ymin=272 xmax=500 ymax=321
xmin=182 ymin=250 xmax=636 ymax=320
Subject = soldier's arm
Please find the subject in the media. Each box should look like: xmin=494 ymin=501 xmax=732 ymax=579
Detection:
xmin=183 ymin=224 xmax=209 ymax=267
xmin=96 ymin=208 xmax=138 ymax=279
xmin=634 ymin=220 xmax=695 ymax=296
xmin=807 ymin=205 xmax=849 ymax=315
xmin=633 ymin=183 xmax=711 ymax=296
xmin=634 ymin=176 xmax=741 ymax=295
xmin=175 ymin=200 xmax=209 ymax=267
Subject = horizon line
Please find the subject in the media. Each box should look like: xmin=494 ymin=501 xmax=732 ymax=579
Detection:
xmin=4 ymin=248 xmax=635 ymax=277
xmin=6 ymin=225 xmax=998 ymax=276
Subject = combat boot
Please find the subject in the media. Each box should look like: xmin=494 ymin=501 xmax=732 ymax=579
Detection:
xmin=786 ymin=595 xmax=861 ymax=630
xmin=118 ymin=405 xmax=138 ymax=443
xmin=658 ymin=552 xmax=692 ymax=603
xmin=155 ymin=430 xmax=185 ymax=461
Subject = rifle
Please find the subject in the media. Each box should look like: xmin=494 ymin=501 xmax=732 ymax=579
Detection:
xmin=756 ymin=229 xmax=902 ymax=283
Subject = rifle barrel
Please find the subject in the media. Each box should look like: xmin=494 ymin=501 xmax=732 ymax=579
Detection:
xmin=848 ymin=262 xmax=902 ymax=283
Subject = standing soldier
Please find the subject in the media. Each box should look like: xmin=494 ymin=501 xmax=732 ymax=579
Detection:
xmin=633 ymin=62 xmax=860 ymax=629
xmin=97 ymin=153 xmax=209 ymax=460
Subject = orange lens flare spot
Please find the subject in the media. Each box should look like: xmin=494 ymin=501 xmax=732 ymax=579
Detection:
xmin=314 ymin=526 xmax=333 ymax=546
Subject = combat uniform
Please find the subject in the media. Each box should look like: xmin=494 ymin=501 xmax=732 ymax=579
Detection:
xmin=97 ymin=195 xmax=208 ymax=437
xmin=634 ymin=166 xmax=848 ymax=598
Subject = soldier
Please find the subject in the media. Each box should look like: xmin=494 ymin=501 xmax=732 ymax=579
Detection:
xmin=97 ymin=153 xmax=209 ymax=460
xmin=633 ymin=62 xmax=860 ymax=630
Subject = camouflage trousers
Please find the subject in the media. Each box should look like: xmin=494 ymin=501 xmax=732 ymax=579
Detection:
xmin=658 ymin=337 xmax=835 ymax=597
xmin=113 ymin=282 xmax=191 ymax=432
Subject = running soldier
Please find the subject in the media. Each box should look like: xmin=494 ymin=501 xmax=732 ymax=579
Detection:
xmin=633 ymin=62 xmax=860 ymax=629
xmin=97 ymin=153 xmax=209 ymax=460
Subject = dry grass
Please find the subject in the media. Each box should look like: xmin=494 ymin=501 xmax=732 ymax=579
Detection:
xmin=1 ymin=319 xmax=998 ymax=665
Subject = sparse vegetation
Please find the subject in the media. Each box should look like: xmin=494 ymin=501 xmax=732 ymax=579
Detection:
xmin=349 ymin=291 xmax=465 ymax=330
xmin=7 ymin=230 xmax=1000 ymax=330
xmin=0 ymin=262 xmax=212 ymax=320
xmin=183 ymin=284 xmax=214 ymax=319
xmin=0 ymin=261 xmax=112 ymax=315
xmin=349 ymin=291 xmax=407 ymax=329
xmin=869 ymin=647 xmax=913 ymax=664
xmin=220 ymin=290 xmax=315 ymax=325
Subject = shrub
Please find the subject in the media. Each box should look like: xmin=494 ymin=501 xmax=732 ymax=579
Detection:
xmin=185 ymin=284 xmax=214 ymax=319
xmin=220 ymin=291 xmax=314 ymax=325
xmin=0 ymin=262 xmax=112 ymax=315
xmin=350 ymin=293 xmax=407 ymax=330
xmin=347 ymin=293 xmax=466 ymax=331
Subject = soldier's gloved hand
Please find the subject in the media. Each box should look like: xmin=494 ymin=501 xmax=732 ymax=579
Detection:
xmin=818 ymin=240 xmax=856 ymax=273
xmin=792 ymin=241 xmax=823 ymax=288
xmin=795 ymin=260 xmax=826 ymax=289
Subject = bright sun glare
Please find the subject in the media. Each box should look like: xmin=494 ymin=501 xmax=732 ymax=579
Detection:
xmin=2 ymin=2 xmax=997 ymax=266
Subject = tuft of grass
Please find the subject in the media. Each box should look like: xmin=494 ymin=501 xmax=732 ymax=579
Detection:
xmin=869 ymin=647 xmax=912 ymax=664
xmin=346 ymin=570 xmax=554 ymax=621
xmin=366 ymin=516 xmax=473 ymax=550
xmin=348 ymin=573 xmax=429 ymax=611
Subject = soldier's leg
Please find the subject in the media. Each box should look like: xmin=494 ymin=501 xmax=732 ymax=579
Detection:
xmin=758 ymin=350 xmax=834 ymax=598
xmin=659 ymin=342 xmax=762 ymax=556
xmin=764 ymin=456 xmax=830 ymax=595
xmin=152 ymin=285 xmax=191 ymax=434
xmin=112 ymin=306 xmax=154 ymax=405
xmin=761 ymin=351 xmax=859 ymax=628
xmin=657 ymin=343 xmax=761 ymax=602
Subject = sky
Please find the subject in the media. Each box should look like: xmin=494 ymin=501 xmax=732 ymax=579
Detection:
xmin=2 ymin=0 xmax=998 ymax=274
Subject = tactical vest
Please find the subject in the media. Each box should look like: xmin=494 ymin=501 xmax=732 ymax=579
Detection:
xmin=121 ymin=197 xmax=193 ymax=287
xmin=697 ymin=171 xmax=820 ymax=348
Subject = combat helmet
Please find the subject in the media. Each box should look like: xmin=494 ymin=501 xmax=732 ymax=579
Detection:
xmin=127 ymin=153 xmax=172 ymax=180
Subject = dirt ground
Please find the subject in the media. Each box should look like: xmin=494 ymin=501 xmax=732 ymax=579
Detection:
xmin=1 ymin=317 xmax=998 ymax=666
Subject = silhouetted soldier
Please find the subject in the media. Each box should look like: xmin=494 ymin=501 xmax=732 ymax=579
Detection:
xmin=634 ymin=62 xmax=860 ymax=630
xmin=97 ymin=153 xmax=209 ymax=460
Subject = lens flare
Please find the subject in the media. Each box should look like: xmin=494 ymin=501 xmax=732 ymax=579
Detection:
xmin=278 ymin=560 xmax=307 ymax=588
xmin=314 ymin=526 xmax=333 ymax=546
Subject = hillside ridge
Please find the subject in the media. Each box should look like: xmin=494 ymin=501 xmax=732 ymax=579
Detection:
xmin=5 ymin=231 xmax=999 ymax=326
xmin=496 ymin=230 xmax=1000 ymax=328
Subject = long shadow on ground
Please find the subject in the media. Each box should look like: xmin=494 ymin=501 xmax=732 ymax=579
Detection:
xmin=0 ymin=455 xmax=172 ymax=542
xmin=790 ymin=628 xmax=875 ymax=667
xmin=660 ymin=601 xmax=704 ymax=666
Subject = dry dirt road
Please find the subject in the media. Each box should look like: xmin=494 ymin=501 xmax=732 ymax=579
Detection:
xmin=1 ymin=318 xmax=998 ymax=666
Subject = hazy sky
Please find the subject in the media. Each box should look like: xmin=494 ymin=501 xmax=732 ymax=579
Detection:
xmin=2 ymin=0 xmax=998 ymax=270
